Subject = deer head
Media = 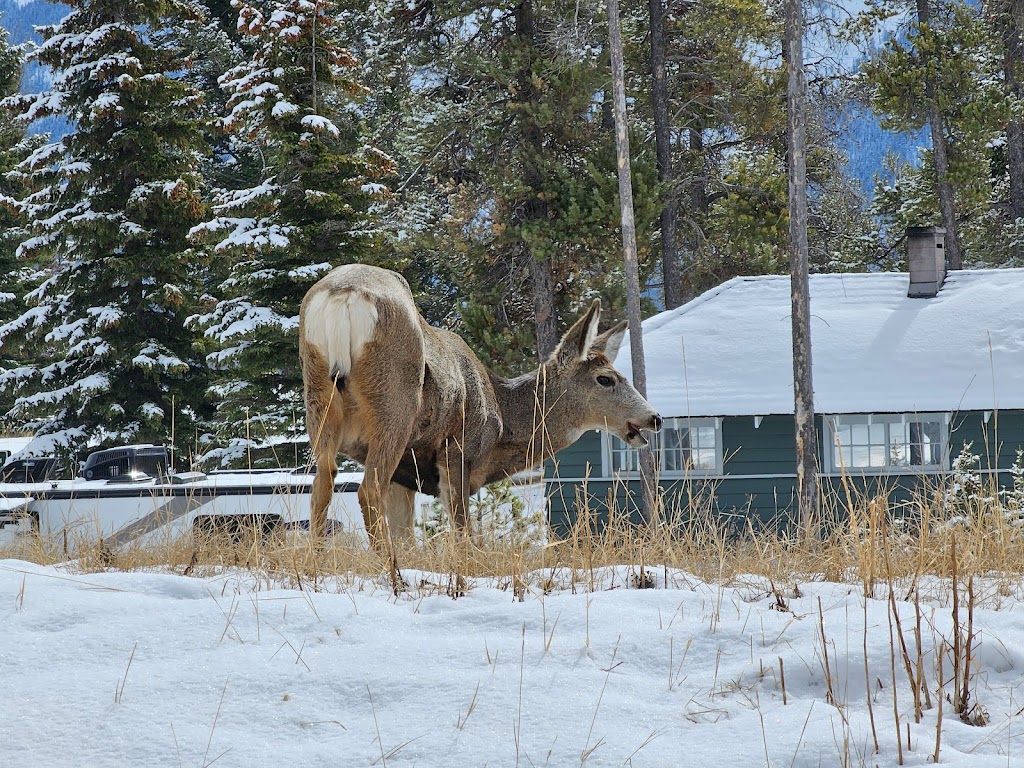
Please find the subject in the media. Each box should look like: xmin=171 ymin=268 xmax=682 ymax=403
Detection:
xmin=544 ymin=300 xmax=662 ymax=448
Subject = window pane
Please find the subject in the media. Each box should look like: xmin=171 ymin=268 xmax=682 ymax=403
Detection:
xmin=890 ymin=442 xmax=908 ymax=466
xmin=695 ymin=449 xmax=716 ymax=470
xmin=870 ymin=445 xmax=886 ymax=467
xmin=829 ymin=414 xmax=947 ymax=472
xmin=851 ymin=423 xmax=869 ymax=445
xmin=608 ymin=419 xmax=719 ymax=475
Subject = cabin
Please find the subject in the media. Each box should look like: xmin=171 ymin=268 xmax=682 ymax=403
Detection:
xmin=545 ymin=228 xmax=1024 ymax=533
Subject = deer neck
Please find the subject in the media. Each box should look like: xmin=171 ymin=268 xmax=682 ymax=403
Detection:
xmin=489 ymin=366 xmax=577 ymax=475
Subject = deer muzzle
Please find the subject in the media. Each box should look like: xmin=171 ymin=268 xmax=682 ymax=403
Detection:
xmin=624 ymin=412 xmax=662 ymax=447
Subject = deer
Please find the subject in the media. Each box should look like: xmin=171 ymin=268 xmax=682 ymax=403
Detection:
xmin=299 ymin=263 xmax=662 ymax=564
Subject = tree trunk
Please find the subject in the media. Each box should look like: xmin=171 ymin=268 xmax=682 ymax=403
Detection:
xmin=916 ymin=0 xmax=964 ymax=270
xmin=785 ymin=0 xmax=819 ymax=531
xmin=685 ymin=126 xmax=708 ymax=300
xmin=609 ymin=0 xmax=658 ymax=525
xmin=527 ymin=253 xmax=559 ymax=358
xmin=1000 ymin=0 xmax=1024 ymax=258
xmin=649 ymin=0 xmax=681 ymax=309
xmin=513 ymin=0 xmax=559 ymax=358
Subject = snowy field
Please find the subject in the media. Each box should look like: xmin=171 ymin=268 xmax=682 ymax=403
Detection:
xmin=2 ymin=560 xmax=1022 ymax=767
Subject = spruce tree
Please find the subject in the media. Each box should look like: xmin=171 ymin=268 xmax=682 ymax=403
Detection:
xmin=189 ymin=0 xmax=391 ymax=467
xmin=0 ymin=0 xmax=210 ymax=467
xmin=0 ymin=14 xmax=40 ymax=425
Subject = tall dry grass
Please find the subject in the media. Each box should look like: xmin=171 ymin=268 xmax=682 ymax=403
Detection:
xmin=2 ymin=470 xmax=1023 ymax=603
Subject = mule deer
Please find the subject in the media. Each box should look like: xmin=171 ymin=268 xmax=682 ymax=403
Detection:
xmin=299 ymin=263 xmax=661 ymax=554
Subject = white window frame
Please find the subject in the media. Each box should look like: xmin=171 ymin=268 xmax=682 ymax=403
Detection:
xmin=602 ymin=417 xmax=722 ymax=478
xmin=824 ymin=413 xmax=950 ymax=475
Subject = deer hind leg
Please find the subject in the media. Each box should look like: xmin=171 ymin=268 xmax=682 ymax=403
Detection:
xmin=304 ymin=351 xmax=346 ymax=541
xmin=358 ymin=421 xmax=417 ymax=553
xmin=352 ymin=337 xmax=423 ymax=556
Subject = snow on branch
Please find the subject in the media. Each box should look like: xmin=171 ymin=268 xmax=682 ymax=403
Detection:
xmin=300 ymin=114 xmax=340 ymax=137
xmin=132 ymin=340 xmax=188 ymax=373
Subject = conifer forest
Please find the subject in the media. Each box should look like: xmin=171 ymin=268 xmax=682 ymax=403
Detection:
xmin=1 ymin=0 xmax=1022 ymax=468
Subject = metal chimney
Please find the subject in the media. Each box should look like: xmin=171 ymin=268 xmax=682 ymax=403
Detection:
xmin=906 ymin=226 xmax=946 ymax=298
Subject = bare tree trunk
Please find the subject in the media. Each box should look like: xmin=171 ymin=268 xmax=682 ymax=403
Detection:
xmin=916 ymin=0 xmax=964 ymax=270
xmin=513 ymin=0 xmax=559 ymax=358
xmin=609 ymin=0 xmax=657 ymax=525
xmin=999 ymin=0 xmax=1024 ymax=259
xmin=527 ymin=253 xmax=559 ymax=358
xmin=649 ymin=0 xmax=681 ymax=309
xmin=785 ymin=0 xmax=819 ymax=531
xmin=686 ymin=126 xmax=708 ymax=300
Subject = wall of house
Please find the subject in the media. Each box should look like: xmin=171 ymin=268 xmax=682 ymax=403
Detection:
xmin=543 ymin=410 xmax=1024 ymax=537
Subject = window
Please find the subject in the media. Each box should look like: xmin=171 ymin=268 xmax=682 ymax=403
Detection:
xmin=604 ymin=417 xmax=721 ymax=477
xmin=825 ymin=413 xmax=948 ymax=473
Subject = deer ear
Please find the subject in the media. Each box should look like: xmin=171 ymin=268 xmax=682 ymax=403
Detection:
xmin=552 ymin=299 xmax=602 ymax=366
xmin=593 ymin=321 xmax=627 ymax=361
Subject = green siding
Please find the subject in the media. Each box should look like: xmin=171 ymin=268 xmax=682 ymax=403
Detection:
xmin=950 ymin=411 xmax=1024 ymax=472
xmin=546 ymin=430 xmax=603 ymax=480
xmin=544 ymin=410 xmax=1024 ymax=537
xmin=723 ymin=414 xmax=798 ymax=475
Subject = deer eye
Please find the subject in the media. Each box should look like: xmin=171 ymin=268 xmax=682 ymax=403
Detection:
xmin=596 ymin=375 xmax=615 ymax=388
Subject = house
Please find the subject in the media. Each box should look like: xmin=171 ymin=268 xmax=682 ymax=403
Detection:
xmin=545 ymin=228 xmax=1024 ymax=532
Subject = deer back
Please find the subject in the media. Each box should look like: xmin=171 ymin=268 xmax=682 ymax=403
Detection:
xmin=300 ymin=264 xmax=501 ymax=480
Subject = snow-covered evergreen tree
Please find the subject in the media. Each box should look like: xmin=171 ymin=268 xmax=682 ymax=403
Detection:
xmin=0 ymin=0 xmax=211 ymax=465
xmin=189 ymin=0 xmax=392 ymax=467
xmin=0 ymin=13 xmax=42 ymax=424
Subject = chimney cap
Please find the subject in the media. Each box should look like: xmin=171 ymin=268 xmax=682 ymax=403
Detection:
xmin=906 ymin=225 xmax=947 ymax=237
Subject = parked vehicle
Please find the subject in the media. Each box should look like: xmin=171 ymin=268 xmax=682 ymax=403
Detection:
xmin=0 ymin=444 xmax=367 ymax=550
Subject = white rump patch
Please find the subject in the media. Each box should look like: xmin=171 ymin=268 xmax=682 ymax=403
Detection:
xmin=304 ymin=290 xmax=379 ymax=379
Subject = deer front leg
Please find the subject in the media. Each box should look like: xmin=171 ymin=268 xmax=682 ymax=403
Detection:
xmin=383 ymin=482 xmax=416 ymax=546
xmin=438 ymin=438 xmax=471 ymax=540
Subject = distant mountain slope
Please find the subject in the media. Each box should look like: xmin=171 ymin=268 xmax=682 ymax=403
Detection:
xmin=0 ymin=0 xmax=68 ymax=137
xmin=841 ymin=103 xmax=926 ymax=196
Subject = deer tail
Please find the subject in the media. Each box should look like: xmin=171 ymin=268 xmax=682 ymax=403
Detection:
xmin=302 ymin=289 xmax=379 ymax=388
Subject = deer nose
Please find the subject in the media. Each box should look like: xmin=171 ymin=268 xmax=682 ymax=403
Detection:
xmin=651 ymin=414 xmax=663 ymax=432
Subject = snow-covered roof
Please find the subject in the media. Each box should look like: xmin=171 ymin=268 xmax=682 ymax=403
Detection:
xmin=616 ymin=269 xmax=1024 ymax=417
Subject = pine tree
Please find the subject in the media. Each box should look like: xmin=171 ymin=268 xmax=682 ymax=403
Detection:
xmin=0 ymin=0 xmax=210 ymax=467
xmin=189 ymin=0 xmax=392 ymax=466
xmin=651 ymin=0 xmax=785 ymax=299
xmin=858 ymin=0 xmax=1004 ymax=265
xmin=388 ymin=0 xmax=660 ymax=372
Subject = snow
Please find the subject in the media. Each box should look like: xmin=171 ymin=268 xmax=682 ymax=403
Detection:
xmin=15 ymin=372 xmax=109 ymax=410
xmin=271 ymin=99 xmax=299 ymax=118
xmin=299 ymin=114 xmax=340 ymax=136
xmin=0 ymin=561 xmax=1022 ymax=767
xmin=0 ymin=436 xmax=32 ymax=460
xmin=202 ymin=217 xmax=293 ymax=251
xmin=619 ymin=270 xmax=1024 ymax=417
xmin=131 ymin=342 xmax=186 ymax=373
xmin=286 ymin=262 xmax=332 ymax=280
xmin=199 ymin=302 xmax=297 ymax=342
xmin=87 ymin=305 xmax=123 ymax=329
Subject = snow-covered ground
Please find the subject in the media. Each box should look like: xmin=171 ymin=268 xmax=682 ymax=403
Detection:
xmin=1 ymin=560 xmax=1022 ymax=767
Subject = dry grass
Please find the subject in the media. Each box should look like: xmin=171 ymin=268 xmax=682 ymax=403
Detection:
xmin=3 ymin=473 xmax=1023 ymax=605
